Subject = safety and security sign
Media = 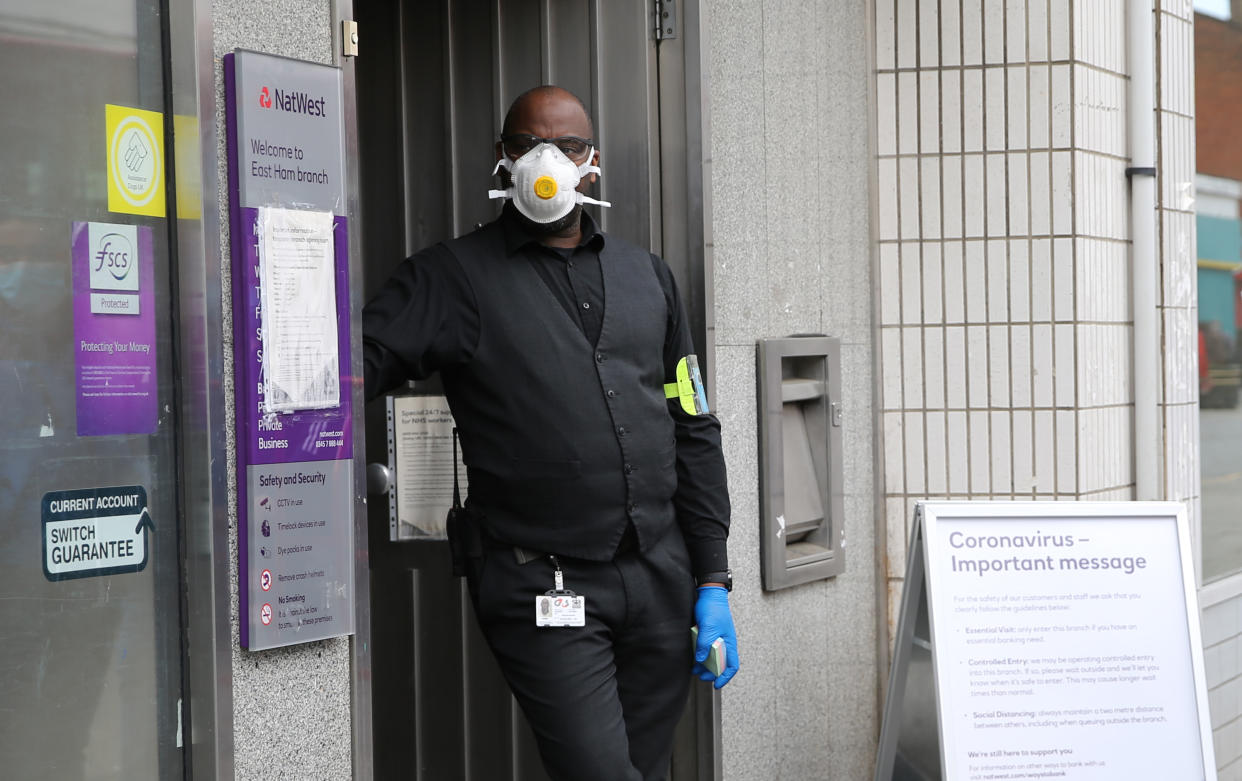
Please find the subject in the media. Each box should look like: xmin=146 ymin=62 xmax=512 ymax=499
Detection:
xmin=225 ymin=49 xmax=354 ymax=651
xmin=42 ymin=486 xmax=153 ymax=581
xmin=106 ymin=104 xmax=166 ymax=217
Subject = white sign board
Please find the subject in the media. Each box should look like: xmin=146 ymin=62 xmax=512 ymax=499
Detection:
xmin=876 ymin=501 xmax=1216 ymax=781
xmin=258 ymin=206 xmax=340 ymax=413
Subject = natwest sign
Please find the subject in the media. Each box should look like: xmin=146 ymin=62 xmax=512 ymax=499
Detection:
xmin=259 ymin=85 xmax=327 ymax=117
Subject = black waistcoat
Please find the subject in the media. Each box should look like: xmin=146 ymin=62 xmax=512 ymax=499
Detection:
xmin=440 ymin=219 xmax=677 ymax=560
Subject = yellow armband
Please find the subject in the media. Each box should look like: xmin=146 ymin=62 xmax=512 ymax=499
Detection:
xmin=663 ymin=355 xmax=710 ymax=415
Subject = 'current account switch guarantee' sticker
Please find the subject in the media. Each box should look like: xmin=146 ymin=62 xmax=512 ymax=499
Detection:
xmin=106 ymin=104 xmax=165 ymax=217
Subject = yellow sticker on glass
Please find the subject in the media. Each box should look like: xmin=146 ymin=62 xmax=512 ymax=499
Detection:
xmin=173 ymin=114 xmax=202 ymax=220
xmin=106 ymin=104 xmax=166 ymax=217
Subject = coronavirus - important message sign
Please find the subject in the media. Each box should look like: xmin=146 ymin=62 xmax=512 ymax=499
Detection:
xmin=917 ymin=502 xmax=1214 ymax=780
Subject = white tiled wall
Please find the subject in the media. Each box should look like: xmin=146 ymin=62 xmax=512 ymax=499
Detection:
xmin=876 ymin=0 xmax=1138 ymax=516
xmin=875 ymin=0 xmax=1213 ymax=768
xmin=1203 ymin=582 xmax=1242 ymax=779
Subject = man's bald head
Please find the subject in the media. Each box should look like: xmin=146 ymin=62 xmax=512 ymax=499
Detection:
xmin=493 ymin=85 xmax=602 ymax=244
xmin=501 ymin=85 xmax=594 ymax=140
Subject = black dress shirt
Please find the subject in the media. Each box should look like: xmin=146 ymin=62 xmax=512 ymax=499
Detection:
xmin=362 ymin=205 xmax=729 ymax=575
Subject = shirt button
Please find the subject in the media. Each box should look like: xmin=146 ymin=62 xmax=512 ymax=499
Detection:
xmin=624 ymin=463 xmax=634 ymax=474
xmin=606 ymin=389 xmax=617 ymax=398
xmin=596 ymin=353 xmax=606 ymax=363
xmin=582 ymin=302 xmax=591 ymax=310
xmin=617 ymin=426 xmax=627 ymax=436
xmin=627 ymin=503 xmax=637 ymax=514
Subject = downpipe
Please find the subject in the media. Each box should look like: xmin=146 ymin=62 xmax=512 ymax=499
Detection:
xmin=1129 ymin=0 xmax=1160 ymax=501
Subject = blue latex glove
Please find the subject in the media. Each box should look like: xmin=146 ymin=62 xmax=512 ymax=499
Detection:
xmin=692 ymin=586 xmax=739 ymax=689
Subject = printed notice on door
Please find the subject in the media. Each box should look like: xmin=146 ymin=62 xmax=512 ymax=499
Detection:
xmin=388 ymin=395 xmax=465 ymax=539
xmin=258 ymin=207 xmax=339 ymax=413
xmin=922 ymin=509 xmax=1208 ymax=780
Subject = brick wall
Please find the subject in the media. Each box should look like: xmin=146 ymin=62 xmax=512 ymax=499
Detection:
xmin=1197 ymin=14 xmax=1242 ymax=180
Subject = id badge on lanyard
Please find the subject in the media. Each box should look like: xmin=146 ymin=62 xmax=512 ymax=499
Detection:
xmin=535 ymin=555 xmax=586 ymax=627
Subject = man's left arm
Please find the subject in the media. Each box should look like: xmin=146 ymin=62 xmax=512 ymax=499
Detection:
xmin=652 ymin=255 xmax=738 ymax=688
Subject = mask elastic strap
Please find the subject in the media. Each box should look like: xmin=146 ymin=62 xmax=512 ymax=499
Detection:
xmin=574 ymin=147 xmax=608 ymax=206
xmin=576 ymin=193 xmax=612 ymax=208
xmin=489 ymin=157 xmax=513 ymax=200
xmin=577 ymin=147 xmax=601 ymax=178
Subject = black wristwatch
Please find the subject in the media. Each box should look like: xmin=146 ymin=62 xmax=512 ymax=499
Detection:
xmin=695 ymin=569 xmax=733 ymax=591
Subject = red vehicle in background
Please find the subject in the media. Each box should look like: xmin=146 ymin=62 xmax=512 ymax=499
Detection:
xmin=1201 ymin=315 xmax=1242 ymax=409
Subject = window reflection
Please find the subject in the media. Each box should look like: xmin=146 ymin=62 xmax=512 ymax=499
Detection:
xmin=1195 ymin=0 xmax=1232 ymax=21
xmin=0 ymin=2 xmax=183 ymax=779
xmin=1196 ymin=12 xmax=1242 ymax=582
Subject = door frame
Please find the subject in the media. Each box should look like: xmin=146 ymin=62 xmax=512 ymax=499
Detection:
xmin=164 ymin=0 xmax=236 ymax=778
xmin=346 ymin=0 xmax=718 ymax=778
xmin=334 ymin=2 xmax=378 ymax=779
xmin=654 ymin=2 xmax=722 ymax=777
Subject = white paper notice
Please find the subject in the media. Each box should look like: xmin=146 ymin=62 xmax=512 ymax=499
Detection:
xmin=389 ymin=396 xmax=465 ymax=539
xmin=258 ymin=207 xmax=339 ymax=413
xmin=923 ymin=513 xmax=1207 ymax=780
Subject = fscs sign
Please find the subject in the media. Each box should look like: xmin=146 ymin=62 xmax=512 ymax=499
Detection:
xmin=88 ymin=222 xmax=139 ymax=292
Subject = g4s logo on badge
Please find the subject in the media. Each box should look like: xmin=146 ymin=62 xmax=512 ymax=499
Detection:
xmin=259 ymin=86 xmax=272 ymax=108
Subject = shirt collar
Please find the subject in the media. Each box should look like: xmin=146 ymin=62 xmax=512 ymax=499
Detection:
xmin=500 ymin=202 xmax=606 ymax=256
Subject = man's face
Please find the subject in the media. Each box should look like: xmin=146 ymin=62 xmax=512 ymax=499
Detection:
xmin=500 ymin=92 xmax=598 ymax=185
xmin=494 ymin=88 xmax=602 ymax=236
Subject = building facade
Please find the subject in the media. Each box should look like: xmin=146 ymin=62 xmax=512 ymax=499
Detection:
xmin=0 ymin=0 xmax=1227 ymax=779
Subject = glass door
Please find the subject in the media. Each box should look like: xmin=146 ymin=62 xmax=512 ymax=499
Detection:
xmin=0 ymin=1 xmax=185 ymax=778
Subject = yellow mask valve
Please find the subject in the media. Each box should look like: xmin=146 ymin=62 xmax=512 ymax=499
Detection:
xmin=533 ymin=175 xmax=558 ymax=200
xmin=663 ymin=355 xmax=710 ymax=415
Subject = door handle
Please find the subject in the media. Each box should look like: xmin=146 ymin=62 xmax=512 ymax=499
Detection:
xmin=366 ymin=462 xmax=391 ymax=497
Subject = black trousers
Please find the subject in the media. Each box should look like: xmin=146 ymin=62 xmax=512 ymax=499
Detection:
xmin=467 ymin=524 xmax=696 ymax=781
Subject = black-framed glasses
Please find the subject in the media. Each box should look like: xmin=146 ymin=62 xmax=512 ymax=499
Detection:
xmin=501 ymin=133 xmax=594 ymax=162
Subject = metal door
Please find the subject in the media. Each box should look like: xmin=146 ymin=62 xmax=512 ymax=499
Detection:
xmin=0 ymin=2 xmax=186 ymax=779
xmin=354 ymin=1 xmax=713 ymax=778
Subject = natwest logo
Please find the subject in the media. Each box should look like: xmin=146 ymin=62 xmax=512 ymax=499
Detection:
xmin=258 ymin=86 xmax=328 ymax=118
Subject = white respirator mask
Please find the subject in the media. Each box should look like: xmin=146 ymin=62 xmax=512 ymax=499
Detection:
xmin=489 ymin=142 xmax=611 ymax=224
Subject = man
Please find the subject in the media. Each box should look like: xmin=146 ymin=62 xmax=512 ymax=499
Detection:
xmin=363 ymin=85 xmax=738 ymax=781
